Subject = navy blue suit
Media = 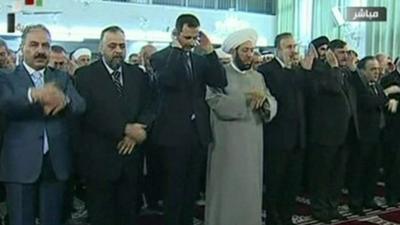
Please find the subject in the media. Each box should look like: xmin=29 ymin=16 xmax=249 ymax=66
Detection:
xmin=0 ymin=65 xmax=86 ymax=225
xmin=150 ymin=47 xmax=227 ymax=225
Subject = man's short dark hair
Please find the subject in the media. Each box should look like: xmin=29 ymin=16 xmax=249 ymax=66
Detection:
xmin=274 ymin=32 xmax=293 ymax=49
xmin=175 ymin=14 xmax=200 ymax=33
xmin=329 ymin=39 xmax=347 ymax=51
xmin=51 ymin=45 xmax=66 ymax=54
xmin=100 ymin=26 xmax=125 ymax=42
xmin=357 ymin=56 xmax=376 ymax=70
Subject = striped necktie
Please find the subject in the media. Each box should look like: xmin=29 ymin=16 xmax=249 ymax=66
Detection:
xmin=111 ymin=70 xmax=123 ymax=96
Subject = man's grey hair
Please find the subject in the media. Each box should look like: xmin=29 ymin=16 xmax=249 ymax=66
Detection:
xmin=20 ymin=24 xmax=51 ymax=47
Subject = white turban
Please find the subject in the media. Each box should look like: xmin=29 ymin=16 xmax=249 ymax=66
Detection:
xmin=72 ymin=48 xmax=92 ymax=60
xmin=222 ymin=28 xmax=258 ymax=53
xmin=215 ymin=48 xmax=232 ymax=59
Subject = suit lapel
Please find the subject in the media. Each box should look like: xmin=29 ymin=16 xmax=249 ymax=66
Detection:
xmin=16 ymin=65 xmax=35 ymax=88
xmin=97 ymin=60 xmax=122 ymax=98
xmin=44 ymin=67 xmax=58 ymax=86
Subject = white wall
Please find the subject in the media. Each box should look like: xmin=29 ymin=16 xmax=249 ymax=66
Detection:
xmin=0 ymin=0 xmax=276 ymax=52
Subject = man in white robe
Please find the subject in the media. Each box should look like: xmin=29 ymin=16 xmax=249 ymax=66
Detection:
xmin=205 ymin=28 xmax=277 ymax=225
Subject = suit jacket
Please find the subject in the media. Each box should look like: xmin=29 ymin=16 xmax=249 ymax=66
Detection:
xmin=306 ymin=60 xmax=360 ymax=146
xmin=257 ymin=58 xmax=306 ymax=150
xmin=350 ymin=73 xmax=387 ymax=144
xmin=0 ymin=71 xmax=7 ymax=154
xmin=0 ymin=65 xmax=86 ymax=183
xmin=380 ymin=69 xmax=400 ymax=143
xmin=150 ymin=47 xmax=227 ymax=147
xmin=75 ymin=60 xmax=155 ymax=181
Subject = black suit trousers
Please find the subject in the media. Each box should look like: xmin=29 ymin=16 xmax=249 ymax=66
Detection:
xmin=159 ymin=129 xmax=205 ymax=225
xmin=86 ymin=153 xmax=140 ymax=225
xmin=264 ymin=146 xmax=304 ymax=223
xmin=383 ymin=140 xmax=400 ymax=203
xmin=143 ymin=141 xmax=164 ymax=207
xmin=309 ymin=120 xmax=357 ymax=214
xmin=347 ymin=140 xmax=381 ymax=208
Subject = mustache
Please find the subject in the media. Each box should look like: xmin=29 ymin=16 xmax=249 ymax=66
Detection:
xmin=112 ymin=55 xmax=123 ymax=59
xmin=34 ymin=54 xmax=47 ymax=59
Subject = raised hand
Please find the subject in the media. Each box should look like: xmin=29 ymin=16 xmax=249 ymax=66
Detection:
xmin=198 ymin=31 xmax=214 ymax=54
xmin=326 ymin=50 xmax=339 ymax=68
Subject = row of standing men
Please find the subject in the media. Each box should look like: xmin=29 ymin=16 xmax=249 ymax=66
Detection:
xmin=1 ymin=13 xmax=400 ymax=225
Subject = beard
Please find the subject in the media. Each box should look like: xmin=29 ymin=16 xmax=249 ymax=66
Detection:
xmin=234 ymin=56 xmax=252 ymax=71
xmin=105 ymin=55 xmax=124 ymax=70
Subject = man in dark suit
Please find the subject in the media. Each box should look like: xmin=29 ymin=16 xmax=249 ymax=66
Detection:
xmin=150 ymin=14 xmax=227 ymax=225
xmin=0 ymin=38 xmax=10 ymax=225
xmin=257 ymin=33 xmax=309 ymax=225
xmin=137 ymin=44 xmax=164 ymax=213
xmin=380 ymin=58 xmax=400 ymax=207
xmin=75 ymin=26 xmax=155 ymax=225
xmin=0 ymin=24 xmax=86 ymax=225
xmin=0 ymin=38 xmax=9 ymax=158
xmin=347 ymin=56 xmax=388 ymax=215
xmin=307 ymin=39 xmax=359 ymax=223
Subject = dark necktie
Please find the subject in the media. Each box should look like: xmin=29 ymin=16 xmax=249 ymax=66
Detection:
xmin=111 ymin=70 xmax=123 ymax=96
xmin=183 ymin=52 xmax=193 ymax=81
xmin=369 ymin=82 xmax=378 ymax=95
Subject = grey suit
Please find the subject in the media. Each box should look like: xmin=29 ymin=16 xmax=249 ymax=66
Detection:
xmin=0 ymin=65 xmax=85 ymax=225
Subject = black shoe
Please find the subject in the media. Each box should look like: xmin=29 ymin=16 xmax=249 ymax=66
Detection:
xmin=312 ymin=212 xmax=331 ymax=224
xmin=386 ymin=198 xmax=397 ymax=207
xmin=281 ymin=214 xmax=294 ymax=225
xmin=350 ymin=207 xmax=365 ymax=216
xmin=330 ymin=210 xmax=347 ymax=220
xmin=364 ymin=202 xmax=385 ymax=211
xmin=266 ymin=211 xmax=283 ymax=225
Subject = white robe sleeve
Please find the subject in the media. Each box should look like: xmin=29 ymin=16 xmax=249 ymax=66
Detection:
xmin=206 ymin=86 xmax=248 ymax=121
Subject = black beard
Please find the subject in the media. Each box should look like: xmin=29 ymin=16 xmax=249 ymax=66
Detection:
xmin=234 ymin=56 xmax=252 ymax=71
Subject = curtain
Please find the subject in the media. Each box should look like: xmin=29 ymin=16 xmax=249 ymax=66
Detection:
xmin=311 ymin=0 xmax=347 ymax=40
xmin=365 ymin=0 xmax=400 ymax=58
xmin=277 ymin=0 xmax=350 ymax=45
xmin=276 ymin=0 xmax=310 ymax=46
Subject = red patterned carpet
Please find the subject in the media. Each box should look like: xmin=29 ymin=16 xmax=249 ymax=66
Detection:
xmin=68 ymin=202 xmax=400 ymax=225
xmin=67 ymin=184 xmax=400 ymax=225
xmin=136 ymin=207 xmax=400 ymax=225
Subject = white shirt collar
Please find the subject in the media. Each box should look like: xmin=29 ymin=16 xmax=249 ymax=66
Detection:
xmin=102 ymin=57 xmax=122 ymax=74
xmin=23 ymin=61 xmax=45 ymax=76
xmin=138 ymin=64 xmax=146 ymax=72
xmin=275 ymin=56 xmax=286 ymax=68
